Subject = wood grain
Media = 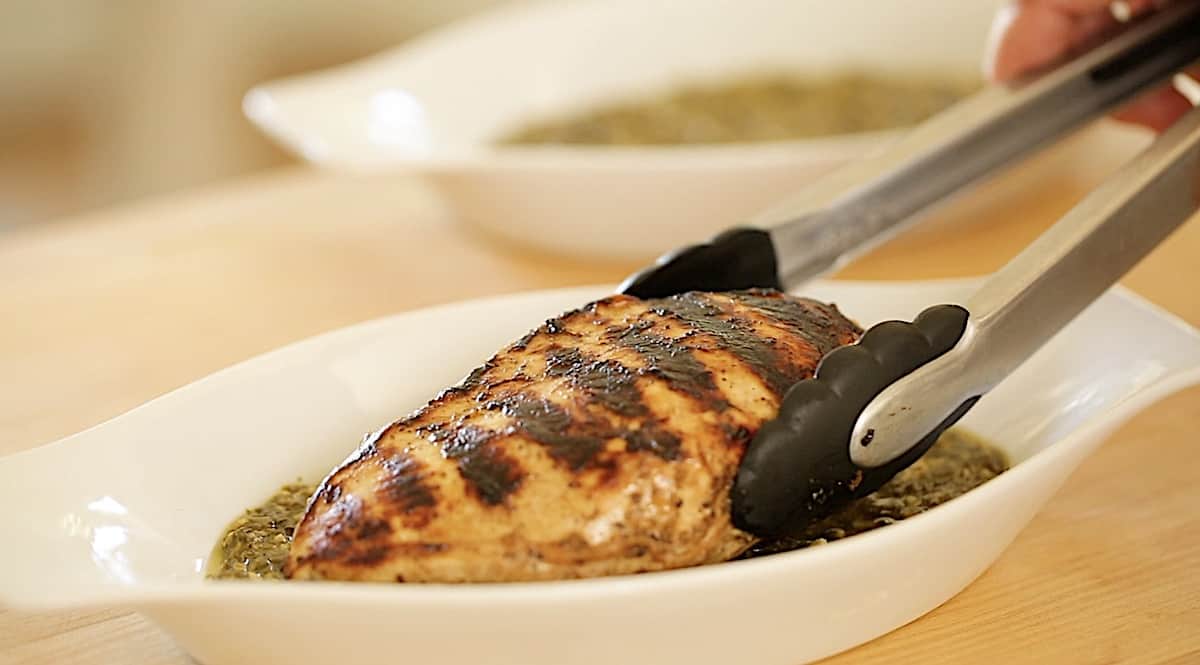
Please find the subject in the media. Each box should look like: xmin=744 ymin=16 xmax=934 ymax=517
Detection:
xmin=2 ymin=162 xmax=1198 ymax=664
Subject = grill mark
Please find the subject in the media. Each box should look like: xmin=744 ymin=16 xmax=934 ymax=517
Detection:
xmin=588 ymin=455 xmax=622 ymax=487
xmin=486 ymin=393 xmax=684 ymax=466
xmin=542 ymin=347 xmax=684 ymax=460
xmin=488 ymin=397 xmax=605 ymax=470
xmin=345 ymin=545 xmax=391 ymax=566
xmin=441 ymin=425 xmax=494 ymax=457
xmin=355 ymin=518 xmax=391 ymax=539
xmin=341 ymin=541 xmax=448 ymax=568
xmin=607 ymin=323 xmax=728 ymax=410
xmin=298 ymin=493 xmax=366 ymax=566
xmin=651 ymin=292 xmax=798 ymax=396
xmin=467 ymin=374 xmax=533 ymax=404
xmin=545 ymin=346 xmax=647 ymax=417
xmin=430 ymin=425 xmax=525 ymax=506
xmin=625 ymin=426 xmax=683 ymax=460
xmin=458 ymin=448 xmax=523 ymax=505
xmin=721 ymin=423 xmax=754 ymax=446
xmin=377 ymin=452 xmax=437 ymax=523
xmin=728 ymin=290 xmax=861 ymax=353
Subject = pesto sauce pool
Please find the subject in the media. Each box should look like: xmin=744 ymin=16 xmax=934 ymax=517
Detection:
xmin=207 ymin=429 xmax=1006 ymax=581
xmin=207 ymin=482 xmax=312 ymax=580
xmin=498 ymin=72 xmax=979 ymax=146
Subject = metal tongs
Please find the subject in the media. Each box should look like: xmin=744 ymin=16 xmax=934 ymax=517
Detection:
xmin=619 ymin=3 xmax=1200 ymax=537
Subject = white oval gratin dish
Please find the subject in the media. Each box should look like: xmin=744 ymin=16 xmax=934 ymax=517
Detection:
xmin=244 ymin=0 xmax=1150 ymax=261
xmin=3 ymin=279 xmax=1198 ymax=665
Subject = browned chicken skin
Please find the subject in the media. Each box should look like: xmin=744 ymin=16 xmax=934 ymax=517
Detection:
xmin=286 ymin=290 xmax=861 ymax=583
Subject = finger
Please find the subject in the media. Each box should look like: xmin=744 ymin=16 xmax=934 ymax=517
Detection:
xmin=1067 ymin=8 xmax=1121 ymax=50
xmin=987 ymin=2 xmax=1079 ymax=81
xmin=1113 ymin=66 xmax=1200 ymax=131
xmin=1113 ymin=87 xmax=1194 ymax=131
xmin=1107 ymin=0 xmax=1160 ymax=21
xmin=987 ymin=0 xmax=1154 ymax=81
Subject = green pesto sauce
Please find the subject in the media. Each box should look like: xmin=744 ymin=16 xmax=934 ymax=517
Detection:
xmin=740 ymin=428 xmax=1007 ymax=558
xmin=208 ymin=429 xmax=1006 ymax=580
xmin=207 ymin=482 xmax=314 ymax=580
xmin=498 ymin=72 xmax=979 ymax=146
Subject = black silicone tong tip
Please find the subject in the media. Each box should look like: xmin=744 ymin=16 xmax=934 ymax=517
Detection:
xmin=731 ymin=304 xmax=977 ymax=538
xmin=618 ymin=226 xmax=977 ymax=537
xmin=618 ymin=228 xmax=781 ymax=298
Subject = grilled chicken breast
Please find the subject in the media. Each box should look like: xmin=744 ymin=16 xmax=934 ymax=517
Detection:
xmin=286 ymin=290 xmax=861 ymax=583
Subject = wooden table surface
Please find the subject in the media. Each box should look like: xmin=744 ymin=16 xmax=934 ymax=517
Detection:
xmin=2 ymin=158 xmax=1199 ymax=664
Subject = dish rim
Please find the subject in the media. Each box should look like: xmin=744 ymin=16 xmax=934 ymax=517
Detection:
xmin=242 ymin=0 xmax=985 ymax=171
xmin=244 ymin=80 xmax=906 ymax=172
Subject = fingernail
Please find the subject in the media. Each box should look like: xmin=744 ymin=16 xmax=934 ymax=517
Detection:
xmin=1173 ymin=73 xmax=1200 ymax=106
xmin=983 ymin=3 xmax=1021 ymax=80
xmin=1109 ymin=1 xmax=1133 ymax=23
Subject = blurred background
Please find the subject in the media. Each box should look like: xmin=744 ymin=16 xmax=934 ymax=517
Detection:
xmin=0 ymin=0 xmax=1164 ymax=237
xmin=0 ymin=0 xmax=500 ymax=229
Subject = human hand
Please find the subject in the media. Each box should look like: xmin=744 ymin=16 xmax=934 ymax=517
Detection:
xmin=985 ymin=0 xmax=1198 ymax=131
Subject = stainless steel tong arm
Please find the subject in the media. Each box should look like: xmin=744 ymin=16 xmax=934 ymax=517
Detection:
xmin=758 ymin=1 xmax=1200 ymax=289
xmin=851 ymin=103 xmax=1200 ymax=468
